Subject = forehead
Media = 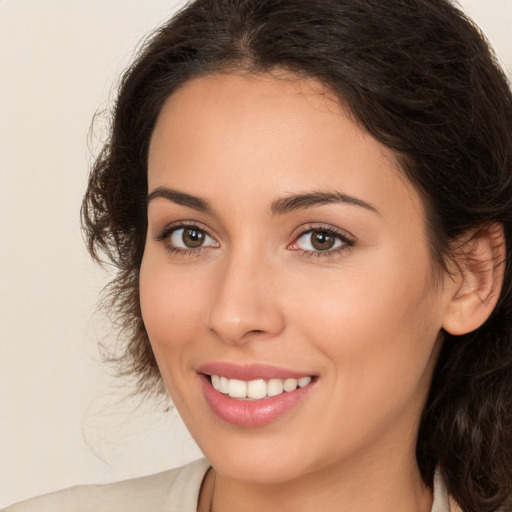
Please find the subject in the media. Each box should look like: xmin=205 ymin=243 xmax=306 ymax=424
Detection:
xmin=148 ymin=72 xmax=424 ymax=227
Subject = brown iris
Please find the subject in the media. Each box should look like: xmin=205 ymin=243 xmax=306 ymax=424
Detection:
xmin=182 ymin=228 xmax=206 ymax=248
xmin=310 ymin=230 xmax=336 ymax=251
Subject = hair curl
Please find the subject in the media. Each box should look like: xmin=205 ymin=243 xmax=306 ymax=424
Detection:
xmin=82 ymin=1 xmax=512 ymax=510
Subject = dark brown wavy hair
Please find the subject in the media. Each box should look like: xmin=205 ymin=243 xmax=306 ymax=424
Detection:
xmin=82 ymin=0 xmax=512 ymax=510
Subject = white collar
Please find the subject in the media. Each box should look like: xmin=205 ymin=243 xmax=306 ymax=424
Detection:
xmin=432 ymin=468 xmax=452 ymax=512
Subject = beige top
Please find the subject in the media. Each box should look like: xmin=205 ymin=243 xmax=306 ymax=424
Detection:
xmin=4 ymin=458 xmax=452 ymax=512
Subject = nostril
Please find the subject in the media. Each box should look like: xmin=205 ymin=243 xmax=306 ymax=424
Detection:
xmin=206 ymin=292 xmax=286 ymax=345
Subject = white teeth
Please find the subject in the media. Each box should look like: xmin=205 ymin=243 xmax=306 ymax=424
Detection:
xmin=228 ymin=379 xmax=247 ymax=398
xmin=219 ymin=376 xmax=229 ymax=394
xmin=283 ymin=378 xmax=298 ymax=392
xmin=210 ymin=374 xmax=313 ymax=399
xmin=298 ymin=376 xmax=312 ymax=388
xmin=247 ymin=379 xmax=267 ymax=399
xmin=267 ymin=378 xmax=284 ymax=397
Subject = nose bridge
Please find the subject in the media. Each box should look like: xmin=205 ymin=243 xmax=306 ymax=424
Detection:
xmin=207 ymin=245 xmax=284 ymax=344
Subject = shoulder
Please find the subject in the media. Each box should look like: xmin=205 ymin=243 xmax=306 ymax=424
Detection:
xmin=4 ymin=458 xmax=210 ymax=512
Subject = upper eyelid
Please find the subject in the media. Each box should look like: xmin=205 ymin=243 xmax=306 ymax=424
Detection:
xmin=154 ymin=220 xmax=216 ymax=240
xmin=290 ymin=223 xmax=355 ymax=242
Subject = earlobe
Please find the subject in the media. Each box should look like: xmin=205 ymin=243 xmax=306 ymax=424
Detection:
xmin=442 ymin=223 xmax=506 ymax=336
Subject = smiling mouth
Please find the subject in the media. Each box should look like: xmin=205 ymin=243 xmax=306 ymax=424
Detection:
xmin=207 ymin=375 xmax=314 ymax=400
xmin=199 ymin=370 xmax=317 ymax=427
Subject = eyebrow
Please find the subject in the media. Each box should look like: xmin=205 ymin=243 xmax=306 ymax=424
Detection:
xmin=270 ymin=191 xmax=379 ymax=216
xmin=146 ymin=187 xmax=379 ymax=216
xmin=147 ymin=186 xmax=213 ymax=213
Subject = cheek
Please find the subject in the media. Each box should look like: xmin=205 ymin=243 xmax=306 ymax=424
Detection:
xmin=139 ymin=260 xmax=214 ymax=419
xmin=292 ymin=249 xmax=441 ymax=402
xmin=139 ymin=253 xmax=208 ymax=373
xmin=294 ymin=278 xmax=439 ymax=456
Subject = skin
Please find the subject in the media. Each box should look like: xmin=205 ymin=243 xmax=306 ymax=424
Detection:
xmin=140 ymin=72 xmax=462 ymax=512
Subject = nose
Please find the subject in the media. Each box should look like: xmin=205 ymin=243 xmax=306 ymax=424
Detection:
xmin=206 ymin=251 xmax=285 ymax=345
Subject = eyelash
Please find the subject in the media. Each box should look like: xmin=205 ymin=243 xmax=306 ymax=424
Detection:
xmin=154 ymin=222 xmax=355 ymax=259
xmin=154 ymin=222 xmax=215 ymax=258
xmin=289 ymin=224 xmax=354 ymax=259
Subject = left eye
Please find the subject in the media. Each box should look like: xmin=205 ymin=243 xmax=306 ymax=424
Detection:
xmin=169 ymin=227 xmax=217 ymax=249
xmin=294 ymin=229 xmax=345 ymax=252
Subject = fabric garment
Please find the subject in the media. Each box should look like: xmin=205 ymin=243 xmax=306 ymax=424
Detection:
xmin=4 ymin=458 xmax=452 ymax=512
xmin=4 ymin=459 xmax=210 ymax=512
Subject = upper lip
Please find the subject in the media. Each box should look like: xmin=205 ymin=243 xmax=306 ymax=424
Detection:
xmin=197 ymin=362 xmax=315 ymax=381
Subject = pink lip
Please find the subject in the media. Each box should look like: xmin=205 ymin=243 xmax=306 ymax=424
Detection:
xmin=197 ymin=364 xmax=316 ymax=428
xmin=198 ymin=362 xmax=312 ymax=380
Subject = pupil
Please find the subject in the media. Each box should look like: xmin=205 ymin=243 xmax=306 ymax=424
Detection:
xmin=312 ymin=231 xmax=335 ymax=251
xmin=183 ymin=229 xmax=204 ymax=248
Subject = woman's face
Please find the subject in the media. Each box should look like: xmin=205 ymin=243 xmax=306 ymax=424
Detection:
xmin=140 ymin=73 xmax=453 ymax=484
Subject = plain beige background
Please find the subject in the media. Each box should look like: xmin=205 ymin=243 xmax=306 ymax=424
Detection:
xmin=1 ymin=0 xmax=511 ymax=507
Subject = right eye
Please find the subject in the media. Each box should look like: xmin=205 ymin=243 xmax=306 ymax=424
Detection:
xmin=167 ymin=226 xmax=218 ymax=250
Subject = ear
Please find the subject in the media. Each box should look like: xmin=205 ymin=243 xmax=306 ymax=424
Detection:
xmin=442 ymin=223 xmax=506 ymax=336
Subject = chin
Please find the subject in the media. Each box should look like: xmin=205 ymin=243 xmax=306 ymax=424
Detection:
xmin=208 ymin=451 xmax=311 ymax=485
xmin=193 ymin=428 xmax=324 ymax=485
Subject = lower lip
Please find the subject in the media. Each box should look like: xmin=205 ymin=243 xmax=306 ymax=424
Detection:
xmin=199 ymin=374 xmax=314 ymax=428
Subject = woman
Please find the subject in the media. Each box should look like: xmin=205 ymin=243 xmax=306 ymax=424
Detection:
xmin=6 ymin=0 xmax=512 ymax=511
